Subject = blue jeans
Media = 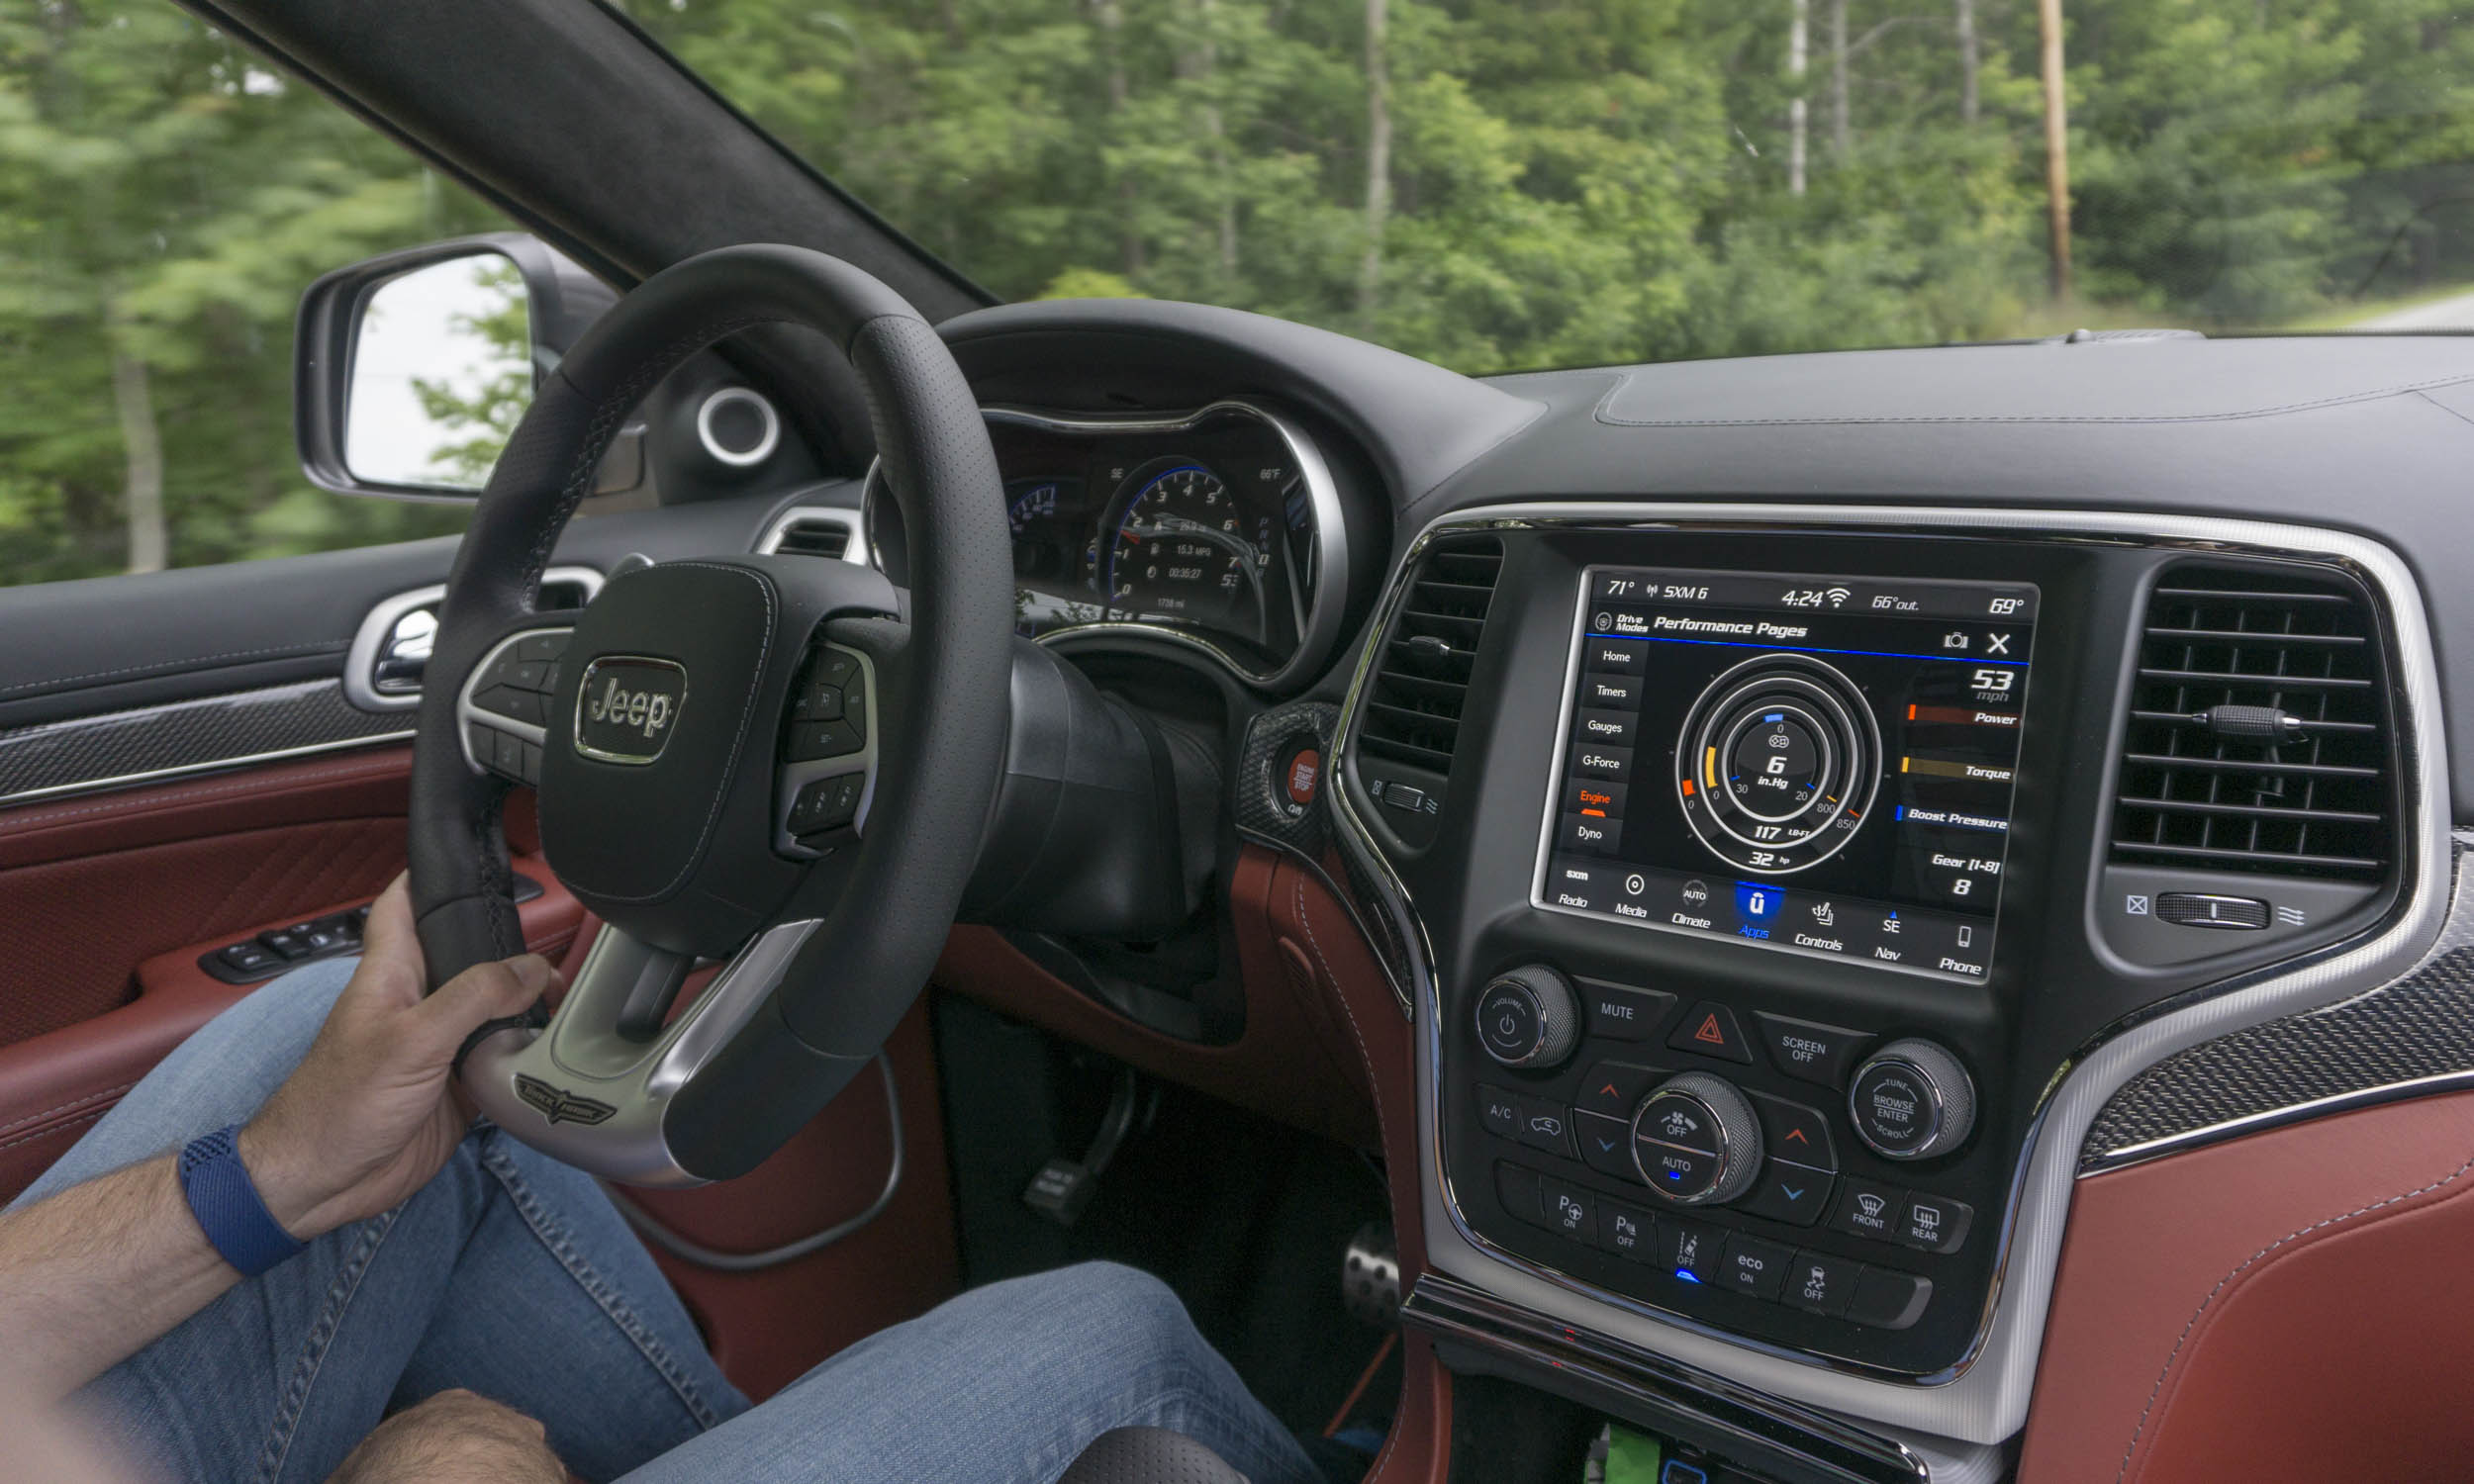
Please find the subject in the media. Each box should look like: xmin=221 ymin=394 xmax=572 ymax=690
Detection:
xmin=14 ymin=958 xmax=1318 ymax=1484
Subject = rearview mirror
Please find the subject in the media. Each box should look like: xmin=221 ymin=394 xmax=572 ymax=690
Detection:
xmin=297 ymin=233 xmax=615 ymax=500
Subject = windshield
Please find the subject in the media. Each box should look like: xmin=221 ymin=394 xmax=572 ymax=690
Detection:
xmin=633 ymin=0 xmax=2474 ymax=374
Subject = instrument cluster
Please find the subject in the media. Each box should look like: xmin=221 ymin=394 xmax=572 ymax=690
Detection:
xmin=985 ymin=402 xmax=1342 ymax=685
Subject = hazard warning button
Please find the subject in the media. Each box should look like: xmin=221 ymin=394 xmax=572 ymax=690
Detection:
xmin=1665 ymin=1000 xmax=1753 ymax=1065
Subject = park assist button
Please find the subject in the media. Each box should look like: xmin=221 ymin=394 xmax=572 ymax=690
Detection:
xmin=1665 ymin=1000 xmax=1753 ymax=1065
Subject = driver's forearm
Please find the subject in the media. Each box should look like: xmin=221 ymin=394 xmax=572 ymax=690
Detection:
xmin=0 ymin=1153 xmax=241 ymax=1403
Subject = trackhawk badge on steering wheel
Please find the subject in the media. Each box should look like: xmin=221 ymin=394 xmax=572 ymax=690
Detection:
xmin=514 ymin=1073 xmax=618 ymax=1127
xmin=573 ymin=656 xmax=688 ymax=765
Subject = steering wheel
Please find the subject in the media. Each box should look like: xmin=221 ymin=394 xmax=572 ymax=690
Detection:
xmin=406 ymin=244 xmax=1011 ymax=1186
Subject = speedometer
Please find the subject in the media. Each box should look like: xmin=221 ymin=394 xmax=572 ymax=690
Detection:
xmin=1105 ymin=462 xmax=1269 ymax=637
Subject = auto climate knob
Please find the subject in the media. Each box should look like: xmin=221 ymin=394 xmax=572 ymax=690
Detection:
xmin=1848 ymin=1038 xmax=1976 ymax=1160
xmin=1630 ymin=1071 xmax=1762 ymax=1205
xmin=1473 ymin=966 xmax=1580 ymax=1069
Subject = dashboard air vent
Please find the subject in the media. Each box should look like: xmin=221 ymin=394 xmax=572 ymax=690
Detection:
xmin=756 ymin=509 xmax=860 ymax=562
xmin=1357 ymin=534 xmax=1504 ymax=772
xmin=770 ymin=518 xmax=850 ymax=560
xmin=2109 ymin=564 xmax=2394 ymax=881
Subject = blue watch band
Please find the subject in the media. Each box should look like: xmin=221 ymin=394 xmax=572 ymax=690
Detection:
xmin=177 ymin=1124 xmax=306 ymax=1277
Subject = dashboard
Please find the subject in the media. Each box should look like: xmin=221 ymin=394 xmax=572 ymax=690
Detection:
xmin=910 ymin=301 xmax=2468 ymax=1477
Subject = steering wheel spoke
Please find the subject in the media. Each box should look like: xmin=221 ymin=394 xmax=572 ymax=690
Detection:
xmin=461 ymin=918 xmax=820 ymax=1187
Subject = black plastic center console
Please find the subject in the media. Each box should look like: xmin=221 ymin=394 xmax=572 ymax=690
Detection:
xmin=1342 ymin=517 xmax=2405 ymax=1380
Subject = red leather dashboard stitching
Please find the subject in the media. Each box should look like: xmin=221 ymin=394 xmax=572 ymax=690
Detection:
xmin=2117 ymin=1140 xmax=2474 ymax=1481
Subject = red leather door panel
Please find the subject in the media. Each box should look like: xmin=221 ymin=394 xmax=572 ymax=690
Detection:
xmin=0 ymin=748 xmax=418 ymax=1046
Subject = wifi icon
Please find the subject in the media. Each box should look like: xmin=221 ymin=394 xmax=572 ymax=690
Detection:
xmin=1825 ymin=587 xmax=1852 ymax=607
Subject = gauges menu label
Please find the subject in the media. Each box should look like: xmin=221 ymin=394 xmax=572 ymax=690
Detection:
xmin=1534 ymin=568 xmax=2039 ymax=980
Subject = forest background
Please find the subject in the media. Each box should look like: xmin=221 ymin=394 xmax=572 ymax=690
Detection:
xmin=5 ymin=0 xmax=2469 ymax=583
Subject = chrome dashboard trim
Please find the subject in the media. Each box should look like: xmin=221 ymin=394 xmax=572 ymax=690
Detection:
xmin=1326 ymin=502 xmax=2449 ymax=1446
xmin=342 ymin=566 xmax=603 ymax=712
xmin=869 ymin=400 xmax=1351 ymax=690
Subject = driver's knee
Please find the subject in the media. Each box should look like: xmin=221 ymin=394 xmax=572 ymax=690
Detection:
xmin=8 ymin=955 xmax=358 ymax=1211
xmin=999 ymin=1260 xmax=1219 ymax=1377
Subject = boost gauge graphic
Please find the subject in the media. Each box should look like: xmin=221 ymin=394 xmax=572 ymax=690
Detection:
xmin=1674 ymin=654 xmax=1881 ymax=875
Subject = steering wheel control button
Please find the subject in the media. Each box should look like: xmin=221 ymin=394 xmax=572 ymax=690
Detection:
xmin=1830 ymin=1178 xmax=1905 ymax=1242
xmin=1845 ymin=1268 xmax=1934 ymax=1331
xmin=1750 ymin=1093 xmax=1838 ymax=1172
xmin=1474 ymin=966 xmax=1580 ymax=1069
xmin=1599 ymin=1200 xmax=1657 ymax=1261
xmin=1631 ymin=1071 xmax=1761 ymax=1206
xmin=1784 ymin=1250 xmax=1861 ymax=1318
xmin=787 ymin=774 xmax=864 ymax=839
xmin=1574 ymin=1112 xmax=1639 ymax=1179
xmin=1575 ymin=1060 xmax=1660 ymax=1119
xmin=790 ymin=673 xmax=845 ymax=721
xmin=2155 ymin=891 xmax=2271 ymax=930
xmin=1512 ymin=1099 xmax=1575 ymax=1158
xmin=1754 ymin=1012 xmax=1870 ymax=1087
xmin=1737 ymin=1162 xmax=1835 ymax=1227
xmin=1716 ymin=1234 xmax=1792 ymax=1300
xmin=787 ymin=719 xmax=864 ymax=762
xmin=1577 ymin=978 xmax=1674 ymax=1042
xmin=1540 ymin=1177 xmax=1599 ymax=1244
xmin=1665 ymin=1000 xmax=1753 ymax=1064
xmin=1895 ymin=1192 xmax=1974 ymax=1254
xmin=1848 ymin=1039 xmax=1976 ymax=1160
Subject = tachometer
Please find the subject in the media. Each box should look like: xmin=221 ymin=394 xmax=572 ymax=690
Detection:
xmin=1105 ymin=462 xmax=1269 ymax=637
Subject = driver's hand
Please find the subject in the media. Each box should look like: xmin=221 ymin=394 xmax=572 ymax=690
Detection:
xmin=238 ymin=876 xmax=554 ymax=1241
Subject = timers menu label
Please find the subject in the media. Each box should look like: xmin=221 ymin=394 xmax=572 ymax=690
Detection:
xmin=1533 ymin=567 xmax=2039 ymax=981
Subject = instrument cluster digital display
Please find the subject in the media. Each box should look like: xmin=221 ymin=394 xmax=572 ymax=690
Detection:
xmin=989 ymin=407 xmax=1322 ymax=671
xmin=1533 ymin=567 xmax=2040 ymax=980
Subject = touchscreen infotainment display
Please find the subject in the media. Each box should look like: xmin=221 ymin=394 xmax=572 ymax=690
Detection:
xmin=1533 ymin=567 xmax=2038 ymax=980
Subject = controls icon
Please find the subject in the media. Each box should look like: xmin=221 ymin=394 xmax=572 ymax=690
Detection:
xmin=1810 ymin=900 xmax=1835 ymax=926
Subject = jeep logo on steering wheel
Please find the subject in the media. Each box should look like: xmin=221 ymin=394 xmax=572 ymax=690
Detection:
xmin=574 ymin=656 xmax=688 ymax=765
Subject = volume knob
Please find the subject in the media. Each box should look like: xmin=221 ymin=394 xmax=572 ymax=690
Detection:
xmin=1848 ymin=1039 xmax=1976 ymax=1160
xmin=1473 ymin=966 xmax=1580 ymax=1069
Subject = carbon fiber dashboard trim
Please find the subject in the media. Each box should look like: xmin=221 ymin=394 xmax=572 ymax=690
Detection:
xmin=0 ymin=679 xmax=411 ymax=804
xmin=1327 ymin=502 xmax=2450 ymax=1449
xmin=2084 ymin=835 xmax=2474 ymax=1166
